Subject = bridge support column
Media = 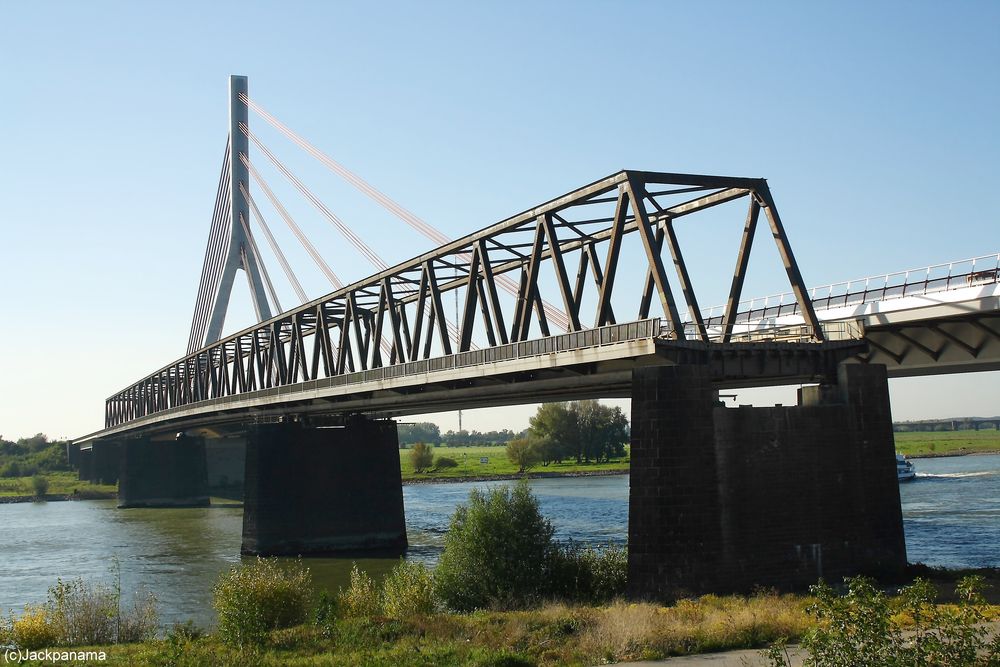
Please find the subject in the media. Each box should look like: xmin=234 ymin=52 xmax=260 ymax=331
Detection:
xmin=78 ymin=447 xmax=93 ymax=482
xmin=627 ymin=363 xmax=905 ymax=599
xmin=242 ymin=417 xmax=407 ymax=556
xmin=118 ymin=435 xmax=210 ymax=508
xmin=206 ymin=437 xmax=246 ymax=500
xmin=91 ymin=440 xmax=120 ymax=485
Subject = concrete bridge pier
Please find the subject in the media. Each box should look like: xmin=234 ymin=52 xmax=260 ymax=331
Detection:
xmin=241 ymin=416 xmax=407 ymax=556
xmin=90 ymin=440 xmax=120 ymax=485
xmin=77 ymin=447 xmax=93 ymax=482
xmin=117 ymin=434 xmax=210 ymax=508
xmin=627 ymin=363 xmax=906 ymax=599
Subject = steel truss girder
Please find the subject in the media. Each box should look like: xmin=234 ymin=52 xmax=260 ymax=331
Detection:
xmin=106 ymin=170 xmax=821 ymax=428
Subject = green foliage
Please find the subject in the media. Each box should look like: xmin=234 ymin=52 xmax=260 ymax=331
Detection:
xmin=435 ymin=455 xmax=459 ymax=469
xmin=4 ymin=570 xmax=157 ymax=649
xmin=382 ymin=560 xmax=437 ymax=617
xmin=409 ymin=442 xmax=434 ymax=473
xmin=505 ymin=438 xmax=539 ymax=473
xmin=212 ymin=557 xmax=312 ymax=646
xmin=548 ymin=543 xmax=628 ymax=604
xmin=338 ymin=564 xmax=381 ymax=618
xmin=765 ymin=575 xmax=1000 ymax=667
xmin=31 ymin=474 xmax=49 ymax=497
xmin=397 ymin=421 xmax=441 ymax=446
xmin=0 ymin=434 xmax=70 ymax=478
xmin=434 ymin=482 xmax=554 ymax=611
xmin=529 ymin=401 xmax=629 ymax=464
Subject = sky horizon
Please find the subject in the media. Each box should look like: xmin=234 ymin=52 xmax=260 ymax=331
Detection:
xmin=1 ymin=1 xmax=997 ymax=441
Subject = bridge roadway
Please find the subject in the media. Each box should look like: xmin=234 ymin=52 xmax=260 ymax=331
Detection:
xmin=75 ymin=319 xmax=863 ymax=447
xmin=75 ymin=253 xmax=999 ymax=448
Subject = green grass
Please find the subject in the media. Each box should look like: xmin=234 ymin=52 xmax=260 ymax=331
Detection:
xmin=894 ymin=430 xmax=1000 ymax=457
xmin=399 ymin=444 xmax=629 ymax=481
xmin=0 ymin=471 xmax=116 ymax=498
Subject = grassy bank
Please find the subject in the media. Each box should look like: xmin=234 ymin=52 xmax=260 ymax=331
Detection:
xmin=2 ymin=593 xmax=813 ymax=666
xmin=399 ymin=444 xmax=628 ymax=482
xmin=0 ymin=471 xmax=116 ymax=499
xmin=894 ymin=430 xmax=1000 ymax=458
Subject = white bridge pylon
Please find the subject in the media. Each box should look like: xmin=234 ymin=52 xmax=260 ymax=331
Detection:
xmin=188 ymin=75 xmax=274 ymax=354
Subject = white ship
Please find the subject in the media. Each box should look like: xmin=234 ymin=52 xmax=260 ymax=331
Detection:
xmin=896 ymin=453 xmax=916 ymax=482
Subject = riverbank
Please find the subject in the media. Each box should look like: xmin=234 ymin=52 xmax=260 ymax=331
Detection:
xmin=403 ymin=468 xmax=627 ymax=485
xmin=0 ymin=490 xmax=115 ymax=504
xmin=894 ymin=430 xmax=1000 ymax=457
xmin=6 ymin=568 xmax=999 ymax=667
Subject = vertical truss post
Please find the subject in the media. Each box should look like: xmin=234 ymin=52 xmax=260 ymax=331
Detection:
xmin=204 ymin=75 xmax=274 ymax=347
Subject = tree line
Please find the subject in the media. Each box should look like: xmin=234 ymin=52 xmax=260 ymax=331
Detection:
xmin=0 ymin=433 xmax=70 ymax=478
xmin=507 ymin=400 xmax=629 ymax=472
xmin=397 ymin=423 xmax=527 ymax=448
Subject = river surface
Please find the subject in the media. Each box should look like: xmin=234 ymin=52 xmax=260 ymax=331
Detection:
xmin=0 ymin=454 xmax=997 ymax=628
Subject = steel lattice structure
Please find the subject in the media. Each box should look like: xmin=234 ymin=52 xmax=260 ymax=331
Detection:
xmin=106 ymin=170 xmax=821 ymax=428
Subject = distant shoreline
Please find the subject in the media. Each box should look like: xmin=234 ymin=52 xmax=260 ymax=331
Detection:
xmin=905 ymin=449 xmax=1000 ymax=459
xmin=402 ymin=468 xmax=628 ymax=485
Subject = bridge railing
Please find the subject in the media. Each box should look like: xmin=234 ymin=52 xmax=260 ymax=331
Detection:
xmin=103 ymin=319 xmax=663 ymax=428
xmin=698 ymin=252 xmax=1000 ymax=326
xmin=662 ymin=320 xmax=863 ymax=343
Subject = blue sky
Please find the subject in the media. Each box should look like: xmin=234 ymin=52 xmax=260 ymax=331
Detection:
xmin=1 ymin=1 xmax=997 ymax=439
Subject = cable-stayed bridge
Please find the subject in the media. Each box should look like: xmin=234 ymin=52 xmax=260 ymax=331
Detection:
xmin=71 ymin=76 xmax=999 ymax=598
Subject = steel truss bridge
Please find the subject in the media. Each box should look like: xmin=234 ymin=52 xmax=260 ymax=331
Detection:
xmin=75 ymin=77 xmax=1000 ymax=445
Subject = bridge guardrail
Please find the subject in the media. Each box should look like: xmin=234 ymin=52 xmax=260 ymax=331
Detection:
xmin=696 ymin=252 xmax=1000 ymax=326
xmin=105 ymin=319 xmax=664 ymax=428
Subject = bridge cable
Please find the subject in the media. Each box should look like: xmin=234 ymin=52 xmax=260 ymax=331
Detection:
xmin=241 ymin=154 xmax=344 ymax=290
xmin=188 ymin=156 xmax=229 ymax=351
xmin=240 ymin=95 xmax=571 ymax=333
xmin=242 ymin=123 xmax=387 ymax=271
xmin=241 ymin=125 xmax=473 ymax=352
xmin=188 ymin=140 xmax=234 ymax=353
xmin=241 ymin=183 xmax=308 ymax=304
xmin=239 ymin=213 xmax=283 ymax=314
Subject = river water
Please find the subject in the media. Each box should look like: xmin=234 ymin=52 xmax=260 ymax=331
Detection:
xmin=0 ymin=454 xmax=996 ymax=628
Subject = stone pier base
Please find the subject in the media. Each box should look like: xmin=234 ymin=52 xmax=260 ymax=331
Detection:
xmin=627 ymin=363 xmax=906 ymax=598
xmin=241 ymin=417 xmax=407 ymax=556
xmin=118 ymin=435 xmax=210 ymax=508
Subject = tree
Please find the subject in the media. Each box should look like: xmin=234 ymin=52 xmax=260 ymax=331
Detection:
xmin=528 ymin=403 xmax=577 ymax=463
xmin=434 ymin=483 xmax=554 ymax=611
xmin=528 ymin=401 xmax=629 ymax=464
xmin=505 ymin=438 xmax=539 ymax=474
xmin=409 ymin=442 xmax=434 ymax=473
xmin=397 ymin=422 xmax=441 ymax=446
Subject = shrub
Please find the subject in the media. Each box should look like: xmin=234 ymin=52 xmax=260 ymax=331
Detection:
xmin=382 ymin=560 xmax=437 ymax=617
xmin=338 ymin=564 xmax=381 ymax=618
xmin=505 ymin=438 xmax=539 ymax=474
xmin=434 ymin=482 xmax=554 ymax=611
xmin=549 ymin=543 xmax=628 ymax=604
xmin=410 ymin=442 xmax=434 ymax=473
xmin=435 ymin=456 xmax=459 ymax=469
xmin=31 ymin=475 xmax=49 ymax=498
xmin=10 ymin=605 xmax=59 ymax=649
xmin=765 ymin=575 xmax=1000 ymax=667
xmin=213 ymin=557 xmax=312 ymax=646
xmin=47 ymin=577 xmax=118 ymax=645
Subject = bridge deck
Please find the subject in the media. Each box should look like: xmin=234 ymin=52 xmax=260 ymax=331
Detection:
xmin=75 ymin=319 xmax=862 ymax=446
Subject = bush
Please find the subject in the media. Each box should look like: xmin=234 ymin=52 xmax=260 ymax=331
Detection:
xmin=765 ymin=575 xmax=1000 ymax=667
xmin=213 ymin=557 xmax=312 ymax=646
xmin=10 ymin=605 xmax=59 ymax=649
xmin=435 ymin=482 xmax=554 ymax=611
xmin=505 ymin=438 xmax=539 ymax=473
xmin=31 ymin=475 xmax=49 ymax=498
xmin=410 ymin=442 xmax=434 ymax=473
xmin=382 ymin=560 xmax=437 ymax=617
xmin=549 ymin=543 xmax=628 ymax=604
xmin=435 ymin=456 xmax=459 ymax=469
xmin=338 ymin=564 xmax=381 ymax=618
